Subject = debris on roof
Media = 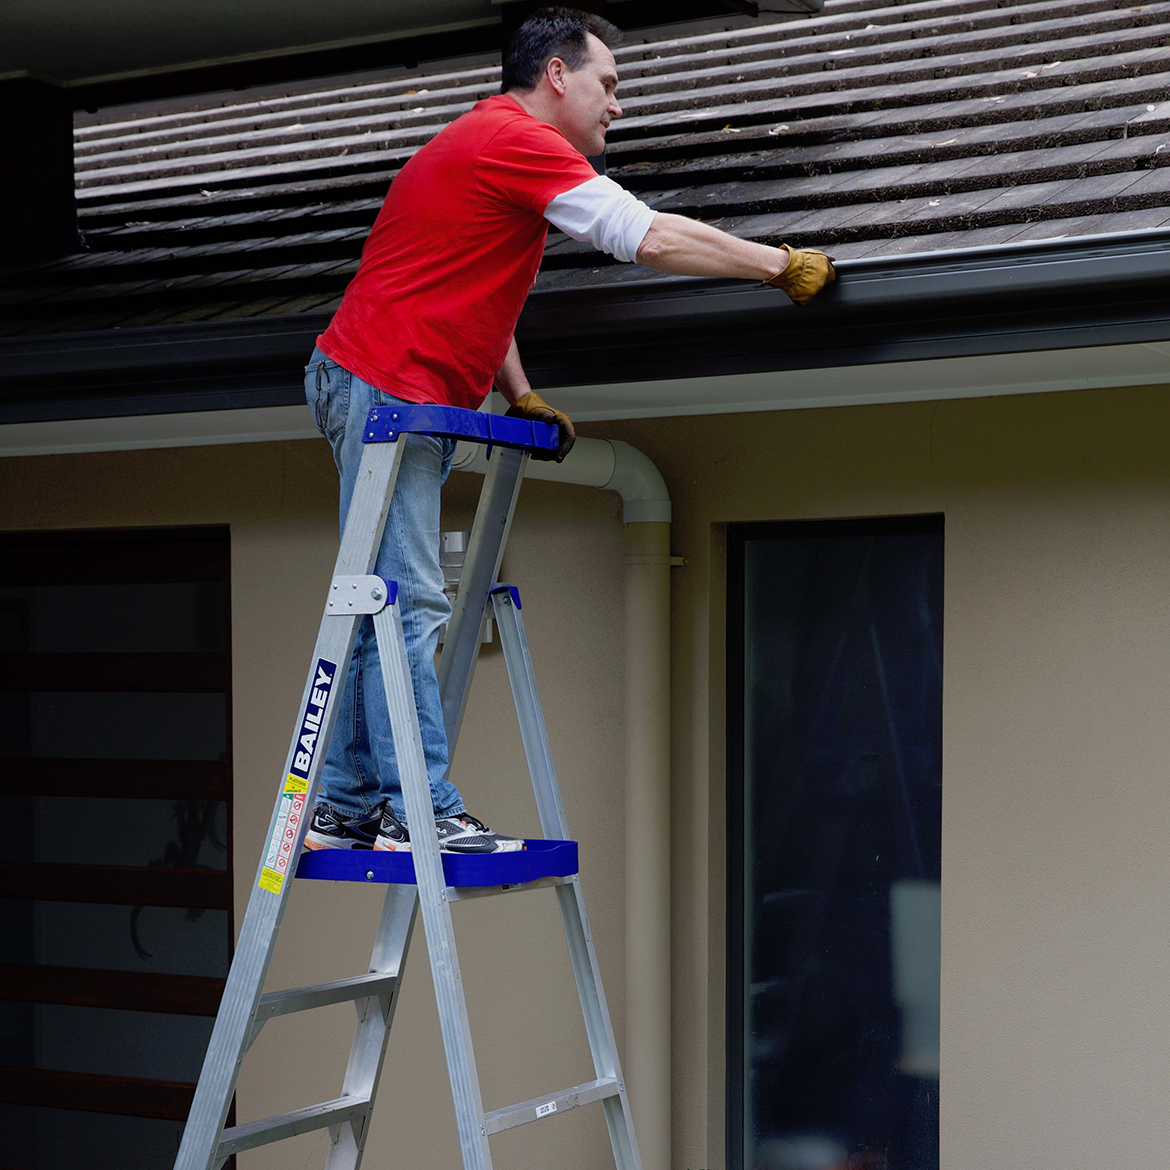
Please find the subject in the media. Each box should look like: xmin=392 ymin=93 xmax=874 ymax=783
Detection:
xmin=6 ymin=0 xmax=1170 ymax=336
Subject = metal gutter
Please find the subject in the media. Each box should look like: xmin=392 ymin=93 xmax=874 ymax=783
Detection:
xmin=3 ymin=228 xmax=1170 ymax=426
xmin=518 ymin=227 xmax=1170 ymax=385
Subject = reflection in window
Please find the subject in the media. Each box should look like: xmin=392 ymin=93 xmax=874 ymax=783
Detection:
xmin=730 ymin=518 xmax=942 ymax=1170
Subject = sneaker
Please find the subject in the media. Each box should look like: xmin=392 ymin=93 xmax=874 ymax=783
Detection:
xmin=303 ymin=806 xmax=380 ymax=851
xmin=433 ymin=811 xmax=526 ymax=854
xmin=373 ymin=803 xmax=412 ymax=852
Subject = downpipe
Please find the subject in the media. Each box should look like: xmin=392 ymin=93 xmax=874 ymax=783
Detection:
xmin=452 ymin=436 xmax=673 ymax=1170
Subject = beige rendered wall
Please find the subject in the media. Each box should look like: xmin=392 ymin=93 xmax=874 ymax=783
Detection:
xmin=5 ymin=383 xmax=1170 ymax=1169
xmin=586 ymin=384 xmax=1170 ymax=1170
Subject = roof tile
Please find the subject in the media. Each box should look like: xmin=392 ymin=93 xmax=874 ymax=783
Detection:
xmin=7 ymin=0 xmax=1170 ymax=334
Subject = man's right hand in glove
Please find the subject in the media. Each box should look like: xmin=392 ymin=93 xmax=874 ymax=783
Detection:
xmin=764 ymin=246 xmax=836 ymax=306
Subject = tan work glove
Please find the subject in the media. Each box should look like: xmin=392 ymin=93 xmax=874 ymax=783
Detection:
xmin=764 ymin=245 xmax=836 ymax=306
xmin=505 ymin=390 xmax=575 ymax=463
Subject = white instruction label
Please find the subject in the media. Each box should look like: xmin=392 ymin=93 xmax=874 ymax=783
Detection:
xmin=258 ymin=789 xmax=306 ymax=894
xmin=535 ymin=1101 xmax=557 ymax=1119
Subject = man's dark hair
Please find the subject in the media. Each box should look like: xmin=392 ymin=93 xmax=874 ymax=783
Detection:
xmin=501 ymin=7 xmax=622 ymax=93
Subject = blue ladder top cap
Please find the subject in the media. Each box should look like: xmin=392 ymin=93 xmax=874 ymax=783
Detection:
xmin=363 ymin=404 xmax=558 ymax=455
xmin=489 ymin=583 xmax=522 ymax=609
xmin=381 ymin=578 xmax=399 ymax=607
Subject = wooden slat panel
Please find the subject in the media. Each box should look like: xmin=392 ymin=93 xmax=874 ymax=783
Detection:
xmin=0 ymin=1066 xmax=195 ymax=1121
xmin=0 ymin=530 xmax=229 ymax=587
xmin=0 ymin=863 xmax=231 ymax=909
xmin=1 ymin=652 xmax=229 ymax=693
xmin=0 ymin=963 xmax=225 ymax=1015
xmin=0 ymin=757 xmax=229 ymax=800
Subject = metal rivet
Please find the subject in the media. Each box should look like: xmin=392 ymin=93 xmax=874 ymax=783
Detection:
xmin=352 ymin=582 xmax=358 ymax=590
xmin=366 ymin=870 xmax=375 ymax=880
xmin=348 ymin=600 xmax=354 ymax=607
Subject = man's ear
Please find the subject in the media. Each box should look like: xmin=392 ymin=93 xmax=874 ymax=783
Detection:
xmin=546 ymin=56 xmax=568 ymax=96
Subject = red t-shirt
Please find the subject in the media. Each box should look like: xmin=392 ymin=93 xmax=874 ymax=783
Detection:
xmin=317 ymin=94 xmax=598 ymax=410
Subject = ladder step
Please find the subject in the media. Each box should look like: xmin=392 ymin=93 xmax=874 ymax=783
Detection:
xmin=216 ymin=1095 xmax=370 ymax=1159
xmin=483 ymin=1077 xmax=621 ymax=1136
xmin=256 ymin=972 xmax=398 ymax=1021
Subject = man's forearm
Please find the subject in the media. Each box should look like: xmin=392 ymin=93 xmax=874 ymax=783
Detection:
xmin=494 ymin=335 xmax=532 ymax=406
xmin=635 ymin=212 xmax=789 ymax=280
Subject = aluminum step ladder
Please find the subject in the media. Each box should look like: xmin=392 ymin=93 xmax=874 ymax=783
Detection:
xmin=174 ymin=404 xmax=642 ymax=1170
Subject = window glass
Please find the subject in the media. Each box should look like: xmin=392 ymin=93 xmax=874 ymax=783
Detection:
xmin=732 ymin=519 xmax=942 ymax=1170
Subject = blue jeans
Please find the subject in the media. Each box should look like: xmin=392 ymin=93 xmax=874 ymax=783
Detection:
xmin=304 ymin=346 xmax=465 ymax=824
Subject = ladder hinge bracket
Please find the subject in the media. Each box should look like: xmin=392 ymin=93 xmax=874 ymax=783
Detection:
xmin=327 ymin=575 xmax=396 ymax=614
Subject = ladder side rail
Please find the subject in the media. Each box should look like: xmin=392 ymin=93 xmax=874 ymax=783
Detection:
xmin=372 ymin=602 xmax=494 ymax=1170
xmin=557 ymin=881 xmax=643 ymax=1170
xmin=437 ymin=447 xmax=527 ymax=759
xmin=489 ymin=586 xmax=570 ymax=839
xmin=491 ymin=589 xmax=644 ymax=1170
xmin=324 ymin=884 xmax=419 ymax=1169
xmin=176 ymin=439 xmax=406 ymax=1170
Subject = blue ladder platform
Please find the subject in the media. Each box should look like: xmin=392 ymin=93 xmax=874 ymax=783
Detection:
xmin=363 ymin=404 xmax=558 ymax=455
xmin=296 ymin=838 xmax=578 ymax=886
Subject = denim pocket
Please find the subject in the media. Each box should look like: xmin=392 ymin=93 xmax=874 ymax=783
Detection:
xmin=304 ymin=357 xmax=349 ymax=443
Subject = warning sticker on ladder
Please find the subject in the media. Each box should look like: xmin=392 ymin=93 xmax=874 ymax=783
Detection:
xmin=259 ymin=790 xmax=307 ymax=893
xmin=259 ymin=657 xmax=337 ymax=894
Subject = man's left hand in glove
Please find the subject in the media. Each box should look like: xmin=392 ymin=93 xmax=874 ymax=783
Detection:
xmin=505 ymin=390 xmax=576 ymax=463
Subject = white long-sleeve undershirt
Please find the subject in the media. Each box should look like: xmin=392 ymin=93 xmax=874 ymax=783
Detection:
xmin=543 ymin=175 xmax=657 ymax=264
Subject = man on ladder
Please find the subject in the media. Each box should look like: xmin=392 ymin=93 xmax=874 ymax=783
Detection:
xmin=179 ymin=13 xmax=838 ymax=1168
xmin=301 ymin=6 xmax=835 ymax=857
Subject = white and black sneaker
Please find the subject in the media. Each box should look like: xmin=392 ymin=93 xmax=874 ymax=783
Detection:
xmin=373 ymin=804 xmax=412 ymax=852
xmin=434 ymin=812 xmax=525 ymax=854
xmin=303 ymin=806 xmax=380 ymax=851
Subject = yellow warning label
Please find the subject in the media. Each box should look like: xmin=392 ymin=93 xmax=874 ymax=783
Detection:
xmin=284 ymin=774 xmax=309 ymax=794
xmin=258 ymin=787 xmax=306 ymax=896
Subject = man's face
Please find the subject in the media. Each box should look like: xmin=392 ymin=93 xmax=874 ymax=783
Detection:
xmin=555 ymin=34 xmax=622 ymax=156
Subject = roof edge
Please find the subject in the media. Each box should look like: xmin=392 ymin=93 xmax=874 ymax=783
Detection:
xmin=3 ymin=229 xmax=1170 ymax=424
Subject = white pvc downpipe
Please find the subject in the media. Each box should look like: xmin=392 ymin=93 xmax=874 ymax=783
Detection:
xmin=450 ymin=436 xmax=670 ymax=524
xmin=452 ymin=436 xmax=673 ymax=1170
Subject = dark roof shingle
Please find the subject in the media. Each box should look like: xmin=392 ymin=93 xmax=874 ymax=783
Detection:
xmin=6 ymin=0 xmax=1170 ymax=335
